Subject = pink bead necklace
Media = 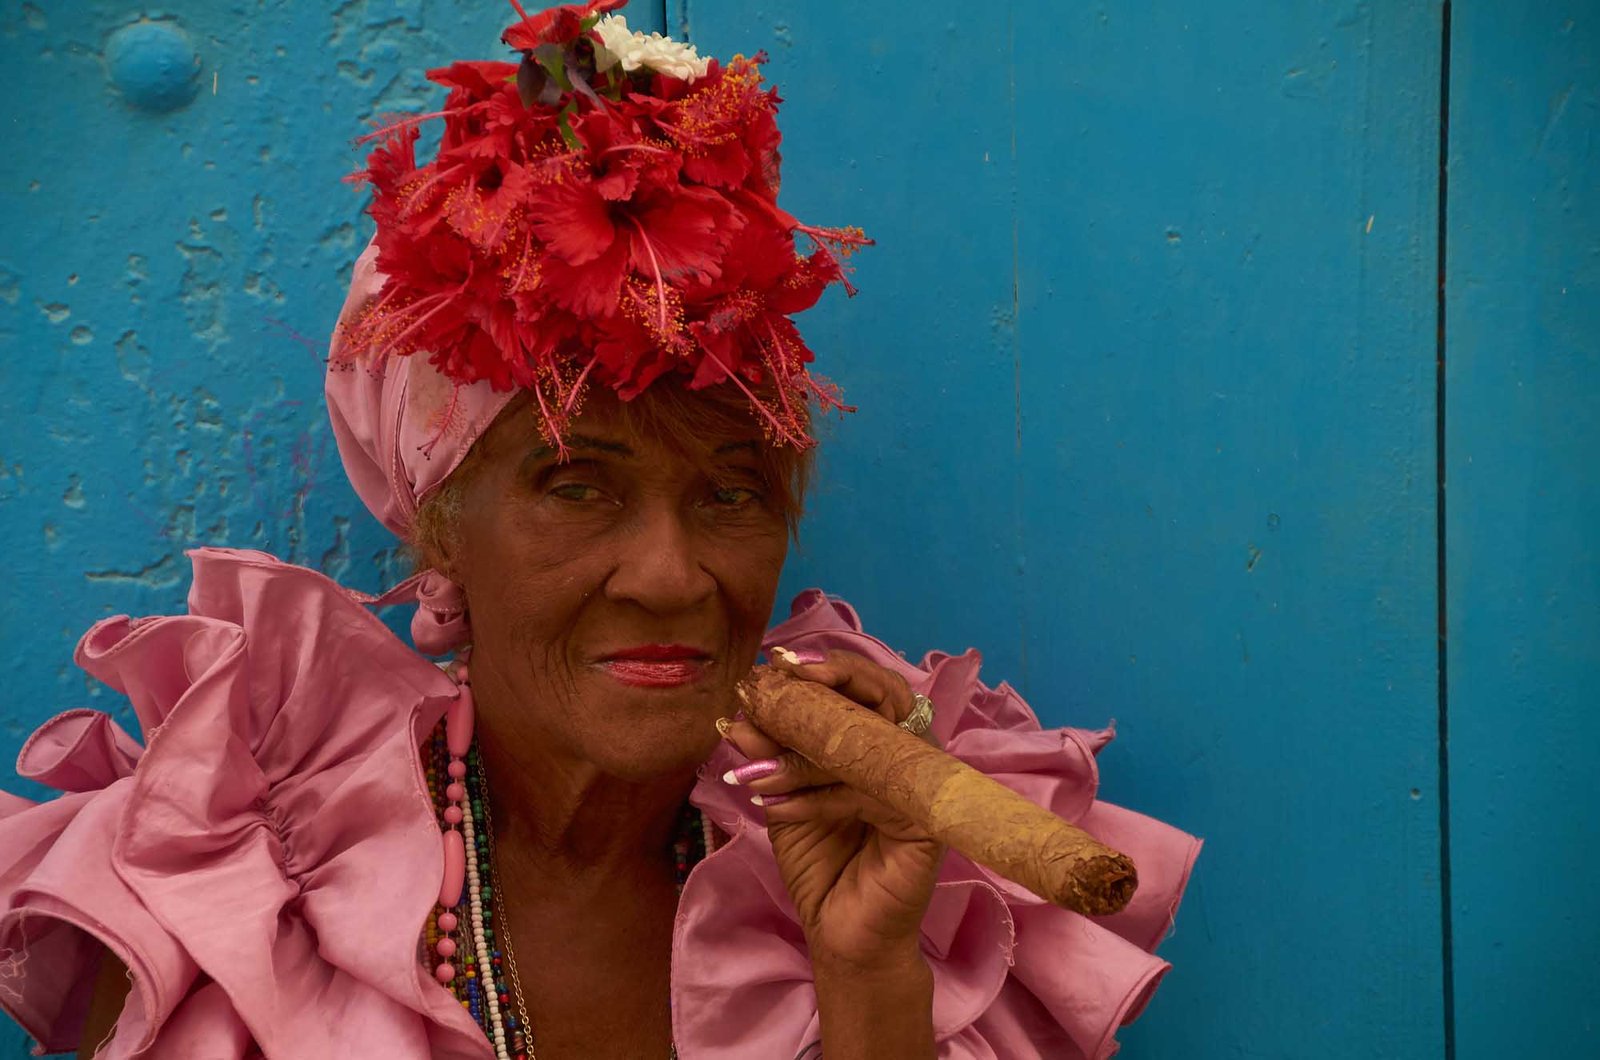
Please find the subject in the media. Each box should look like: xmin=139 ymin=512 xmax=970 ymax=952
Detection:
xmin=422 ymin=657 xmax=718 ymax=1060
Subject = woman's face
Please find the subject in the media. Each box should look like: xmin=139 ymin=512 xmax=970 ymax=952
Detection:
xmin=443 ymin=395 xmax=790 ymax=781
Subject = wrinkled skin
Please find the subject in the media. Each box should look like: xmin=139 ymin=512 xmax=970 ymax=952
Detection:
xmin=440 ymin=396 xmax=788 ymax=784
xmin=722 ymin=651 xmax=947 ymax=967
xmin=431 ymin=392 xmax=940 ymax=1058
xmin=78 ymin=393 xmax=940 ymax=1060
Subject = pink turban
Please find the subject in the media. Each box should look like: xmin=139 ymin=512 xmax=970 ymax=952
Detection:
xmin=325 ymin=240 xmax=515 ymax=654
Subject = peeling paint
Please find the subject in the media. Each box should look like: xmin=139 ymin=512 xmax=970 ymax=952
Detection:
xmin=320 ymin=515 xmax=352 ymax=580
xmin=0 ymin=0 xmax=670 ymax=834
xmin=84 ymin=553 xmax=182 ymax=588
xmin=319 ymin=222 xmax=357 ymax=252
xmin=175 ymin=238 xmax=227 ymax=347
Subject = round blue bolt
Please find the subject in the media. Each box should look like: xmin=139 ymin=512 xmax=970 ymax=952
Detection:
xmin=106 ymin=20 xmax=199 ymax=112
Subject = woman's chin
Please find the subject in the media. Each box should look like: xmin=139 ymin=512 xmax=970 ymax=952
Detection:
xmin=581 ymin=706 xmax=726 ymax=781
xmin=553 ymin=671 xmax=735 ymax=780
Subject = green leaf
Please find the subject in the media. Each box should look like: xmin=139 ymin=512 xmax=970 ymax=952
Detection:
xmin=558 ymin=105 xmax=583 ymax=151
xmin=535 ymin=44 xmax=574 ymax=92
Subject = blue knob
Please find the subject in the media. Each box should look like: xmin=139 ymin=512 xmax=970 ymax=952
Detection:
xmin=106 ymin=20 xmax=199 ymax=112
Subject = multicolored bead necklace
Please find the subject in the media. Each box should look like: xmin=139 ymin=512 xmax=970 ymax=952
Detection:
xmin=421 ymin=660 xmax=718 ymax=1060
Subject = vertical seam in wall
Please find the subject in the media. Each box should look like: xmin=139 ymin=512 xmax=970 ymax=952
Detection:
xmin=1436 ymin=3 xmax=1456 ymax=1058
xmin=1007 ymin=10 xmax=1028 ymax=693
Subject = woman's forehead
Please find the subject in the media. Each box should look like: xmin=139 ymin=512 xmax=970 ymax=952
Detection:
xmin=529 ymin=432 xmax=759 ymax=462
xmin=481 ymin=392 xmax=766 ymax=465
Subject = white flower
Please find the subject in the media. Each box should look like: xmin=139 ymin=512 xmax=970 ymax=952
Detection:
xmin=593 ymin=14 xmax=710 ymax=83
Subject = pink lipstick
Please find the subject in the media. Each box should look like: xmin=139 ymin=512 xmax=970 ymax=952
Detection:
xmin=596 ymin=645 xmax=711 ymax=688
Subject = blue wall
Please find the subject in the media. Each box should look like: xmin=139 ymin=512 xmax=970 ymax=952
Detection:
xmin=1444 ymin=5 xmax=1599 ymax=1056
xmin=1 ymin=1 xmax=1595 ymax=1057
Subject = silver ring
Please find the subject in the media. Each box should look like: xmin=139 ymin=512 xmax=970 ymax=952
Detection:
xmin=899 ymin=693 xmax=935 ymax=736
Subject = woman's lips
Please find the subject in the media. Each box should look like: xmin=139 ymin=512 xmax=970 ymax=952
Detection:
xmin=597 ymin=658 xmax=709 ymax=687
xmin=595 ymin=646 xmax=712 ymax=688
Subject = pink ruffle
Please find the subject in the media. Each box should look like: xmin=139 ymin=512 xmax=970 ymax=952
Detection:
xmin=673 ymin=590 xmax=1201 ymax=1059
xmin=0 ymin=549 xmax=491 ymax=1059
xmin=0 ymin=559 xmax=1198 ymax=1059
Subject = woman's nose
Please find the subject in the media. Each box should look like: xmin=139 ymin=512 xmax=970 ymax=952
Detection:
xmin=603 ymin=505 xmax=716 ymax=614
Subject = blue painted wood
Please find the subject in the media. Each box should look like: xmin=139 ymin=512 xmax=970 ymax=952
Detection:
xmin=0 ymin=0 xmax=653 ymax=784
xmin=1012 ymin=4 xmax=1448 ymax=1056
xmin=0 ymin=3 xmax=661 ymax=1055
xmin=1445 ymin=5 xmax=1600 ymax=1056
xmin=7 ymin=0 xmax=1592 ymax=1056
xmin=688 ymin=1 xmax=1444 ymax=1056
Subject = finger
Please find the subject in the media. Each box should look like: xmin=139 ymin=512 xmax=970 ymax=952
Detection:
xmin=767 ymin=647 xmax=915 ymax=725
xmin=753 ymin=783 xmax=865 ymax=824
xmin=755 ymin=783 xmax=933 ymax=841
xmin=716 ymin=714 xmax=786 ymax=761
xmin=761 ymin=650 xmax=943 ymax=753
xmin=722 ymin=750 xmax=836 ymax=794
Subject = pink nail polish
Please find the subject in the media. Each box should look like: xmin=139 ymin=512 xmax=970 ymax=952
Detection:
xmin=723 ymin=758 xmax=781 ymax=785
xmin=751 ymin=793 xmax=790 ymax=807
xmin=773 ymin=646 xmax=826 ymax=666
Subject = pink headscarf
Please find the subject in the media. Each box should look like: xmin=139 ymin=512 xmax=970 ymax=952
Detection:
xmin=325 ymin=241 xmax=514 ymax=654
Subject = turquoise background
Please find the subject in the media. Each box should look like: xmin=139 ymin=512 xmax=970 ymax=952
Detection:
xmin=1 ymin=1 xmax=1595 ymax=1056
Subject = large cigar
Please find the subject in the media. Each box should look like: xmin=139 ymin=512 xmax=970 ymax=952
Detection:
xmin=742 ymin=667 xmax=1138 ymax=917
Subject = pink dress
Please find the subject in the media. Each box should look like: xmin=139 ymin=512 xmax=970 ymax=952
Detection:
xmin=0 ymin=549 xmax=1199 ymax=1059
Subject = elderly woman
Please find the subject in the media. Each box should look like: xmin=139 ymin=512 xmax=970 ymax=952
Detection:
xmin=0 ymin=3 xmax=1197 ymax=1058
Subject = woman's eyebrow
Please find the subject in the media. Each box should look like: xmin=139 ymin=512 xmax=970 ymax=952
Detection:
xmin=529 ymin=435 xmax=636 ymax=460
xmin=714 ymin=440 xmax=759 ymax=455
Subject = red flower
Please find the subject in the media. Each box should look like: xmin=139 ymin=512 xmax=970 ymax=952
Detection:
xmin=657 ymin=56 xmax=780 ymax=191
xmin=502 ymin=0 xmax=627 ymax=52
xmin=342 ymin=9 xmax=869 ymax=451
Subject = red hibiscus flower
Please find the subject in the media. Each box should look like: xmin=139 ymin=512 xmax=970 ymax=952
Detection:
xmin=502 ymin=0 xmax=627 ymax=52
xmin=343 ymin=5 xmax=869 ymax=451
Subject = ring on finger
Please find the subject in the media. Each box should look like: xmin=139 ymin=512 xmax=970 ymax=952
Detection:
xmin=899 ymin=693 xmax=935 ymax=736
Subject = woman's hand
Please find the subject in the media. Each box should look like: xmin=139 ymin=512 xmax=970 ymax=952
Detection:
xmin=720 ymin=648 xmax=946 ymax=971
xmin=721 ymin=647 xmax=943 ymax=1057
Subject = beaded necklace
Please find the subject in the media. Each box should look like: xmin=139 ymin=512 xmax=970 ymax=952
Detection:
xmin=421 ymin=670 xmax=717 ymax=1060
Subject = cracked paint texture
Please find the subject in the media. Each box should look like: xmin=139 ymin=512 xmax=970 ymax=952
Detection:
xmin=0 ymin=0 xmax=652 ymax=834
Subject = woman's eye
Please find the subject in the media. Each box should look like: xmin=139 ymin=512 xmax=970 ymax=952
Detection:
xmin=710 ymin=486 xmax=761 ymax=507
xmin=550 ymin=483 xmax=604 ymax=502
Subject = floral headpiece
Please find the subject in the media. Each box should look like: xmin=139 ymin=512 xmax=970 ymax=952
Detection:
xmin=340 ymin=0 xmax=869 ymax=451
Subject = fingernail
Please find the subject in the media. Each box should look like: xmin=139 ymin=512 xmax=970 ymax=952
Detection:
xmin=751 ymin=793 xmax=790 ymax=808
xmin=723 ymin=758 xmax=781 ymax=785
xmin=773 ymin=646 xmax=826 ymax=666
xmin=715 ymin=717 xmax=734 ymax=739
